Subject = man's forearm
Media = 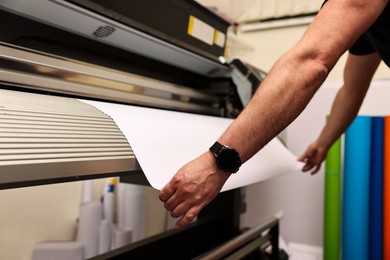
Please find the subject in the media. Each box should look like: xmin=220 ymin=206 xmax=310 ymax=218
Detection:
xmin=317 ymin=52 xmax=381 ymax=149
xmin=317 ymin=86 xmax=364 ymax=150
xmin=218 ymin=52 xmax=329 ymax=163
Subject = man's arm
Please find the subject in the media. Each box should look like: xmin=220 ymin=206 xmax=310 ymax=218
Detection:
xmin=159 ymin=0 xmax=389 ymax=228
xmin=299 ymin=52 xmax=381 ymax=174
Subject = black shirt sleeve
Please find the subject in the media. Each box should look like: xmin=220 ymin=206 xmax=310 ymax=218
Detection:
xmin=349 ymin=33 xmax=376 ymax=55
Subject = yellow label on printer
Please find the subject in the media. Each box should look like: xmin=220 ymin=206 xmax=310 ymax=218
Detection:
xmin=187 ymin=15 xmax=214 ymax=46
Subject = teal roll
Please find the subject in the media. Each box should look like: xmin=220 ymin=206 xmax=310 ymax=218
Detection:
xmin=342 ymin=116 xmax=371 ymax=260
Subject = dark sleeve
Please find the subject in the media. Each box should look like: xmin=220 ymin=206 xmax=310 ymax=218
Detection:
xmin=349 ymin=34 xmax=376 ymax=55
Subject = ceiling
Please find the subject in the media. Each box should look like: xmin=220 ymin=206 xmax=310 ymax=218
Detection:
xmin=196 ymin=0 xmax=323 ymax=24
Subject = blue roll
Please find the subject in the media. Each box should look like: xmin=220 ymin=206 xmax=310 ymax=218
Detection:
xmin=342 ymin=116 xmax=372 ymax=260
xmin=369 ymin=117 xmax=384 ymax=260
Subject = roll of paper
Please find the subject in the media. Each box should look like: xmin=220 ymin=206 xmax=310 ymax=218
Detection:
xmin=31 ymin=241 xmax=84 ymax=260
xmin=370 ymin=117 xmax=384 ymax=260
xmin=82 ymin=180 xmax=94 ymax=203
xmin=98 ymin=219 xmax=112 ymax=254
xmin=103 ymin=178 xmax=116 ymax=224
xmin=342 ymin=116 xmax=371 ymax=260
xmin=80 ymin=100 xmax=303 ymax=192
xmin=112 ymin=227 xmax=133 ymax=249
xmin=324 ymin=136 xmax=341 ymax=260
xmin=123 ymin=183 xmax=145 ymax=242
xmin=76 ymin=201 xmax=102 ymax=259
xmin=117 ymin=182 xmax=125 ymax=229
xmin=384 ymin=116 xmax=390 ymax=260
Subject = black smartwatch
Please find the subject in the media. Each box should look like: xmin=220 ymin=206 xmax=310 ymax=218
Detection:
xmin=209 ymin=141 xmax=242 ymax=173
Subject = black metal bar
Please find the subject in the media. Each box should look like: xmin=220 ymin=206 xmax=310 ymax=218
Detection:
xmin=225 ymin=235 xmax=271 ymax=260
xmin=194 ymin=217 xmax=279 ymax=260
xmin=270 ymin=221 xmax=280 ymax=260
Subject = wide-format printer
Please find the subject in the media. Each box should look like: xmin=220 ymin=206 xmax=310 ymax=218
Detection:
xmin=0 ymin=1 xmax=287 ymax=259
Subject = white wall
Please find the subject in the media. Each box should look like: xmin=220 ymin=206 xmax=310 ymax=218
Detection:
xmin=0 ymin=180 xmax=166 ymax=260
xmin=237 ymin=24 xmax=390 ymax=246
xmin=0 ymin=182 xmax=82 ymax=260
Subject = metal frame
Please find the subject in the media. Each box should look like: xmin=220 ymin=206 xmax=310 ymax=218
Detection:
xmin=0 ymin=42 xmax=223 ymax=116
xmin=196 ymin=217 xmax=280 ymax=260
xmin=88 ymin=189 xmax=281 ymax=260
xmin=0 ymin=0 xmax=230 ymax=76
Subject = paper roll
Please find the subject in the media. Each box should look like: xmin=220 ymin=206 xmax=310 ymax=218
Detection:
xmin=98 ymin=219 xmax=112 ymax=254
xmin=370 ymin=117 xmax=384 ymax=260
xmin=82 ymin=180 xmax=94 ymax=203
xmin=342 ymin=116 xmax=371 ymax=260
xmin=80 ymin=100 xmax=303 ymax=191
xmin=112 ymin=227 xmax=133 ymax=249
xmin=103 ymin=190 xmax=114 ymax=224
xmin=384 ymin=116 xmax=390 ymax=260
xmin=123 ymin=183 xmax=145 ymax=242
xmin=324 ymin=137 xmax=341 ymax=260
xmin=76 ymin=201 xmax=102 ymax=259
xmin=31 ymin=241 xmax=84 ymax=260
xmin=117 ymin=182 xmax=125 ymax=229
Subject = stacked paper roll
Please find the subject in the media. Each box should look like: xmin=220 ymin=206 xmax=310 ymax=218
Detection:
xmin=122 ymin=183 xmax=146 ymax=242
xmin=98 ymin=219 xmax=111 ymax=254
xmin=112 ymin=182 xmax=133 ymax=249
xmin=76 ymin=201 xmax=102 ymax=258
xmin=98 ymin=178 xmax=116 ymax=253
xmin=112 ymin=226 xmax=133 ymax=249
xmin=32 ymin=241 xmax=84 ymax=260
xmin=112 ymin=182 xmax=146 ymax=248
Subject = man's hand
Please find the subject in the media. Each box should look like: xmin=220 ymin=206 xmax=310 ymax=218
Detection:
xmin=297 ymin=140 xmax=329 ymax=175
xmin=159 ymin=151 xmax=230 ymax=228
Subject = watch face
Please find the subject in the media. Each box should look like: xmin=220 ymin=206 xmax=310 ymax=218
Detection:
xmin=218 ymin=148 xmax=241 ymax=172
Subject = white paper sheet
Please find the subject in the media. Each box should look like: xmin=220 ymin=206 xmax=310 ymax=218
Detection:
xmin=80 ymin=100 xmax=303 ymax=191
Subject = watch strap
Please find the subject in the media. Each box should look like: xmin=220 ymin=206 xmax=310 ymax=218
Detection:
xmin=209 ymin=141 xmax=224 ymax=155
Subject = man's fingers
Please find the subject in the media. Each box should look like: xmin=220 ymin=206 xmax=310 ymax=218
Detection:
xmin=159 ymin=184 xmax=176 ymax=202
xmin=170 ymin=199 xmax=194 ymax=218
xmin=297 ymin=154 xmax=307 ymax=162
xmin=302 ymin=162 xmax=314 ymax=172
xmin=164 ymin=193 xmax=184 ymax=212
xmin=175 ymin=206 xmax=201 ymax=229
xmin=311 ymin=164 xmax=322 ymax=175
